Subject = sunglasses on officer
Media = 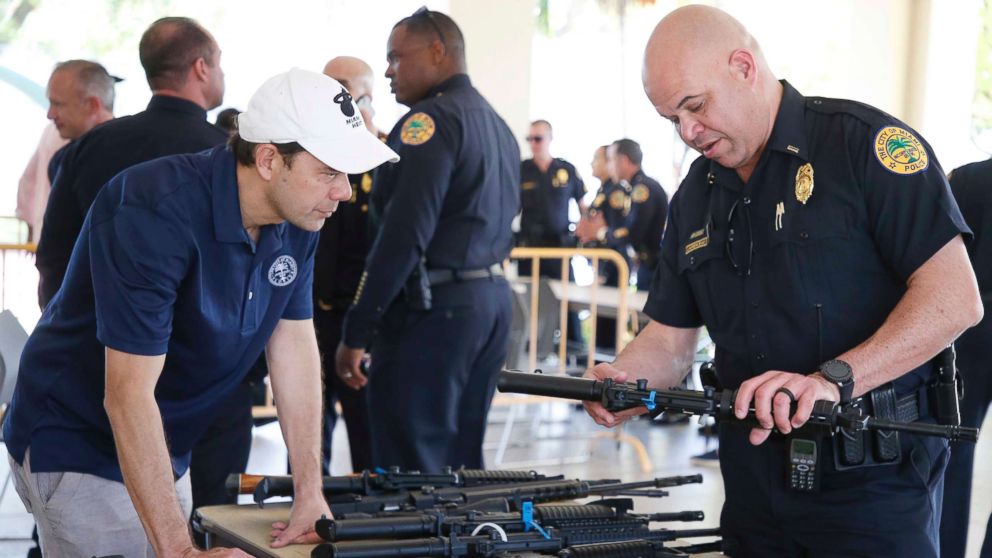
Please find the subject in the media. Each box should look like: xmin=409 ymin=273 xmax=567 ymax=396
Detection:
xmin=412 ymin=6 xmax=447 ymax=48
xmin=526 ymin=135 xmax=546 ymax=143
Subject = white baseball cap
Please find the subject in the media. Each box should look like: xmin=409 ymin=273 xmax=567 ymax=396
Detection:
xmin=237 ymin=68 xmax=399 ymax=174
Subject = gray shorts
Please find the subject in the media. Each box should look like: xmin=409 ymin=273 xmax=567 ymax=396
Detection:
xmin=8 ymin=448 xmax=193 ymax=558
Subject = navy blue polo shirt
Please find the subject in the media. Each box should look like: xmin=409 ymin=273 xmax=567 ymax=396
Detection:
xmin=519 ymin=158 xmax=585 ymax=245
xmin=3 ymin=145 xmax=317 ymax=481
xmin=644 ymin=81 xmax=969 ymax=393
xmin=342 ymin=74 xmax=520 ymax=348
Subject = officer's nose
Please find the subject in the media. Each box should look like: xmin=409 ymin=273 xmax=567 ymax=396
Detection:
xmin=679 ymin=117 xmax=703 ymax=146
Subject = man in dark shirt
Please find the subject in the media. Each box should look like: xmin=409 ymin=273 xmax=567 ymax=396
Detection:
xmin=36 ymin=16 xmax=227 ymax=309
xmin=609 ymin=138 xmax=668 ymax=289
xmin=4 ymin=68 xmax=397 ymax=556
xmin=939 ymin=159 xmax=992 ymax=558
xmin=518 ymin=119 xmax=585 ymax=343
xmin=518 ymin=119 xmax=585 ymax=254
xmin=31 ymin=15 xmax=242 ymax=525
xmin=314 ymin=55 xmax=379 ymax=474
xmin=335 ymin=8 xmax=519 ymax=472
xmin=585 ymin=6 xmax=981 ymax=556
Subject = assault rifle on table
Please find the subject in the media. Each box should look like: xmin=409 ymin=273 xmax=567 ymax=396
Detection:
xmin=497 ymin=370 xmax=980 ymax=443
xmin=226 ymin=467 xmax=560 ymax=506
xmin=312 ymin=521 xmax=721 ymax=558
xmin=559 ymin=538 xmax=723 ymax=557
xmin=320 ymin=475 xmax=697 ymax=516
xmin=316 ymin=482 xmax=703 ymax=541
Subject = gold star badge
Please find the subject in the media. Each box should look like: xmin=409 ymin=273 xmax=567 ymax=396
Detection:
xmin=795 ymin=163 xmax=814 ymax=204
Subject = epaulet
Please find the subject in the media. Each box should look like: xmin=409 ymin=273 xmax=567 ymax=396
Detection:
xmin=805 ymin=96 xmax=892 ymax=129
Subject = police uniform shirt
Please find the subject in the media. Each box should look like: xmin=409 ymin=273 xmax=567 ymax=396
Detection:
xmin=342 ymin=74 xmax=520 ymax=348
xmin=589 ymin=179 xmax=632 ymax=250
xmin=36 ymin=95 xmax=227 ymax=308
xmin=519 ymin=158 xmax=585 ymax=245
xmin=3 ymin=145 xmax=317 ymax=481
xmin=314 ymin=171 xmax=374 ymax=312
xmin=627 ymin=170 xmax=668 ymax=256
xmin=643 ymin=81 xmax=968 ymax=392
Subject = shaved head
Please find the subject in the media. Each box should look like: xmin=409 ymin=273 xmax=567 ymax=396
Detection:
xmin=642 ymin=5 xmax=782 ymax=180
xmin=323 ymin=56 xmax=376 ymax=133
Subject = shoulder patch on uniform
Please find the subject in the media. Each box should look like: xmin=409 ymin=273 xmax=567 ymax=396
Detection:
xmin=400 ymin=112 xmax=436 ymax=145
xmin=592 ymin=193 xmax=606 ymax=208
xmin=632 ymin=184 xmax=650 ymax=203
xmin=609 ymin=190 xmax=627 ymax=209
xmin=874 ymin=126 xmax=929 ymax=175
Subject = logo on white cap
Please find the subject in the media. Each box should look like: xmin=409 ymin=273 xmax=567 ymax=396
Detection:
xmin=237 ymin=68 xmax=399 ymax=175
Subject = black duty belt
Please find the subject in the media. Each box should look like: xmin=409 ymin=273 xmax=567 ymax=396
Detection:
xmin=863 ymin=388 xmax=926 ymax=423
xmin=427 ymin=264 xmax=503 ymax=287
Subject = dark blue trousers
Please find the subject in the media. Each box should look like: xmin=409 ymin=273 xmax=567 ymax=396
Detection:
xmin=367 ymin=278 xmax=511 ymax=472
xmin=315 ymin=308 xmax=373 ymax=473
xmin=719 ymin=421 xmax=948 ymax=558
xmin=939 ymin=320 xmax=992 ymax=558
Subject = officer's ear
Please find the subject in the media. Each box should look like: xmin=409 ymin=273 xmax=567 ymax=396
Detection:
xmin=254 ymin=144 xmax=278 ymax=181
xmin=429 ymin=39 xmax=447 ymax=64
xmin=728 ymin=48 xmax=757 ymax=84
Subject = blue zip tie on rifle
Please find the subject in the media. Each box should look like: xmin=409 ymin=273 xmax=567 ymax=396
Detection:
xmin=641 ymin=390 xmax=657 ymax=411
xmin=521 ymin=501 xmax=551 ymax=539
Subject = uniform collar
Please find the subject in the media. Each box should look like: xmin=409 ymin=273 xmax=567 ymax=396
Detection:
xmin=146 ymin=94 xmax=209 ymax=119
xmin=764 ymin=80 xmax=809 ymax=162
xmin=425 ymin=73 xmax=472 ymax=98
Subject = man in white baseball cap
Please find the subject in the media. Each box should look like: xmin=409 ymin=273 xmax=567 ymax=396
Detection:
xmin=3 ymin=68 xmax=397 ymax=557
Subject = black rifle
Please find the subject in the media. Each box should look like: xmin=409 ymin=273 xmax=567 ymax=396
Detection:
xmin=497 ymin=370 xmax=980 ymax=443
xmin=226 ymin=467 xmax=560 ymax=506
xmin=559 ymin=539 xmax=723 ymax=557
xmin=322 ymin=476 xmax=688 ymax=516
xmin=318 ymin=487 xmax=702 ymax=541
xmin=313 ymin=524 xmax=721 ymax=558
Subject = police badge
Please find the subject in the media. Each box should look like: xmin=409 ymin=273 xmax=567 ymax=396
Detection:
xmin=795 ymin=163 xmax=814 ymax=204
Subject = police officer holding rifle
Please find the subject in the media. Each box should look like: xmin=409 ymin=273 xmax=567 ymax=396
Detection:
xmin=578 ymin=6 xmax=982 ymax=557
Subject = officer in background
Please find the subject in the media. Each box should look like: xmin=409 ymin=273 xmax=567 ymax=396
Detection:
xmin=586 ymin=6 xmax=981 ymax=556
xmin=518 ymin=119 xmax=585 ymax=344
xmin=610 ymin=138 xmax=668 ymax=289
xmin=577 ymin=144 xmax=633 ymax=350
xmin=335 ymin=8 xmax=519 ymax=472
xmin=939 ymin=158 xmax=992 ymax=558
xmin=518 ymin=119 xmax=586 ymax=271
xmin=314 ymin=55 xmax=379 ymax=474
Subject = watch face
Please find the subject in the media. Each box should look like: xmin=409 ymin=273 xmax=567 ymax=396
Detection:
xmin=822 ymin=360 xmax=852 ymax=383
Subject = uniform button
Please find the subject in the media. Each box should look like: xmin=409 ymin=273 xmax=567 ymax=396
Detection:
xmin=756 ymin=353 xmax=765 ymax=361
xmin=689 ymin=256 xmax=695 ymax=265
xmin=800 ymin=231 xmax=809 ymax=240
xmin=750 ymin=301 xmax=758 ymax=309
xmin=750 ymin=333 xmax=757 ymax=340
xmin=742 ymin=196 xmax=751 ymax=204
xmin=248 ymin=291 xmax=254 ymax=301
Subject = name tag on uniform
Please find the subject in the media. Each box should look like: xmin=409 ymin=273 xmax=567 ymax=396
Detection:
xmin=685 ymin=225 xmax=710 ymax=254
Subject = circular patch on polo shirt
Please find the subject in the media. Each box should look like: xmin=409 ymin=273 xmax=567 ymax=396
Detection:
xmin=400 ymin=112 xmax=435 ymax=145
xmin=874 ymin=126 xmax=929 ymax=175
xmin=268 ymin=255 xmax=298 ymax=287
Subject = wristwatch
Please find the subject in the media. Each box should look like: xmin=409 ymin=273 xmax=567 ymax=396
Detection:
xmin=819 ymin=359 xmax=854 ymax=403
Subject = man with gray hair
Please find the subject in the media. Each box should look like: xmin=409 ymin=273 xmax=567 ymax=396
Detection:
xmin=17 ymin=60 xmax=117 ymax=242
